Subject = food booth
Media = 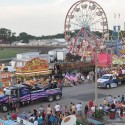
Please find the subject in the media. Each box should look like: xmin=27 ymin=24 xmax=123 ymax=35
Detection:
xmin=15 ymin=57 xmax=51 ymax=85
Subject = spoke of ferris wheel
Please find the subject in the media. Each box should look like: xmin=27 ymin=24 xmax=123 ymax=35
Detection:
xmin=84 ymin=2 xmax=91 ymax=24
xmin=70 ymin=21 xmax=82 ymax=28
xmin=79 ymin=8 xmax=85 ymax=24
xmin=87 ymin=8 xmax=98 ymax=24
xmin=75 ymin=7 xmax=85 ymax=24
xmin=89 ymin=18 xmax=102 ymax=26
xmin=87 ymin=7 xmax=100 ymax=21
xmin=85 ymin=3 xmax=96 ymax=24
xmin=81 ymin=5 xmax=89 ymax=24
xmin=88 ymin=17 xmax=102 ymax=25
xmin=80 ymin=5 xmax=86 ymax=24
xmin=72 ymin=11 xmax=84 ymax=26
xmin=85 ymin=8 xmax=93 ymax=24
xmin=86 ymin=5 xmax=98 ymax=23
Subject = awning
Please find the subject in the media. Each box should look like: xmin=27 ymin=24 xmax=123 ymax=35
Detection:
xmin=15 ymin=70 xmax=51 ymax=76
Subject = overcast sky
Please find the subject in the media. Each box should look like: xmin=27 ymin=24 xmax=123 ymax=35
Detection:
xmin=0 ymin=0 xmax=124 ymax=36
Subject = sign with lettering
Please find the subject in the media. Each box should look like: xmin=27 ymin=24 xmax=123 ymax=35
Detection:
xmin=16 ymin=58 xmax=49 ymax=73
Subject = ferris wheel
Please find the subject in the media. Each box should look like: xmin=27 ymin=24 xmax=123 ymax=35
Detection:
xmin=64 ymin=0 xmax=109 ymax=58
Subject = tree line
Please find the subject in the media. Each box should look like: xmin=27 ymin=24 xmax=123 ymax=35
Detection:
xmin=0 ymin=28 xmax=125 ymax=44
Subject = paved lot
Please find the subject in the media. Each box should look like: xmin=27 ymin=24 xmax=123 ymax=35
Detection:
xmin=0 ymin=82 xmax=125 ymax=122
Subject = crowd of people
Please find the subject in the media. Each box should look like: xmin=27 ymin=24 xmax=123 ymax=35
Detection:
xmin=2 ymin=93 xmax=125 ymax=124
xmin=3 ymin=102 xmax=84 ymax=125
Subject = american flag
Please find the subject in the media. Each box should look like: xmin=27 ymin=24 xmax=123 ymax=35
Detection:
xmin=65 ymin=73 xmax=70 ymax=80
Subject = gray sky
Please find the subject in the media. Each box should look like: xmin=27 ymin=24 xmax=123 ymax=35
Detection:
xmin=0 ymin=0 xmax=124 ymax=36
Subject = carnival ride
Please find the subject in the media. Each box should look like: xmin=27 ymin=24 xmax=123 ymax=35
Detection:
xmin=64 ymin=0 xmax=109 ymax=60
xmin=106 ymin=25 xmax=125 ymax=56
xmin=109 ymin=26 xmax=125 ymax=65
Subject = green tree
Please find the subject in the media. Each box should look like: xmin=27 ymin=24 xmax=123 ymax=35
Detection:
xmin=0 ymin=28 xmax=12 ymax=44
xmin=19 ymin=32 xmax=29 ymax=43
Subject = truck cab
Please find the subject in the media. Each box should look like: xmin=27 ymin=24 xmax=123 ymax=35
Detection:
xmin=97 ymin=74 xmax=118 ymax=89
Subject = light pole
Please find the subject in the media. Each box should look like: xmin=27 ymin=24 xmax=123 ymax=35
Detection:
xmin=95 ymin=47 xmax=98 ymax=106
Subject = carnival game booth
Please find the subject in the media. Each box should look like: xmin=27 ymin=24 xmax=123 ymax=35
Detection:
xmin=15 ymin=58 xmax=51 ymax=85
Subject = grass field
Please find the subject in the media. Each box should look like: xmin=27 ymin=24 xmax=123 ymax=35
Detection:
xmin=0 ymin=48 xmax=38 ymax=59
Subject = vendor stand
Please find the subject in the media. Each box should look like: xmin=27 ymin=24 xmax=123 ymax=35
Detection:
xmin=15 ymin=58 xmax=51 ymax=85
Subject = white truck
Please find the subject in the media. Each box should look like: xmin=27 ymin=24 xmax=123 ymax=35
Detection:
xmin=48 ymin=50 xmax=57 ymax=62
xmin=48 ymin=48 xmax=68 ymax=62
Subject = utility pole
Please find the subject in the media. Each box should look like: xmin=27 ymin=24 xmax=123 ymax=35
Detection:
xmin=95 ymin=47 xmax=98 ymax=106
xmin=110 ymin=48 xmax=113 ymax=68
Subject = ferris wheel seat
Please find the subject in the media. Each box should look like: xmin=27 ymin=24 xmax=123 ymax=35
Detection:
xmin=68 ymin=15 xmax=74 ymax=19
xmin=74 ymin=8 xmax=80 ymax=12
xmin=89 ymin=5 xmax=96 ymax=10
xmin=96 ymin=11 xmax=102 ymax=16
xmin=81 ymin=4 xmax=87 ymax=9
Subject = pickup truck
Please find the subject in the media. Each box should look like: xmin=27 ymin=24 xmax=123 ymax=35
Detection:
xmin=97 ymin=74 xmax=122 ymax=89
xmin=0 ymin=84 xmax=62 ymax=112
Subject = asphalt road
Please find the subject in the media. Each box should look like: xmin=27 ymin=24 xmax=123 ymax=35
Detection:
xmin=0 ymin=82 xmax=125 ymax=118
